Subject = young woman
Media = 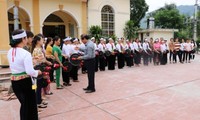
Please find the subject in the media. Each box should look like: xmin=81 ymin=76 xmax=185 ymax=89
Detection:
xmin=45 ymin=37 xmax=55 ymax=82
xmin=32 ymin=35 xmax=51 ymax=108
xmin=153 ymin=39 xmax=161 ymax=65
xmin=168 ymin=38 xmax=174 ymax=63
xmin=52 ymin=36 xmax=64 ymax=89
xmin=185 ymin=39 xmax=192 ymax=63
xmin=7 ymin=29 xmax=42 ymax=120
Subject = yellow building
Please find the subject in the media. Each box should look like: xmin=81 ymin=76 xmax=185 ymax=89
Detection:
xmin=0 ymin=0 xmax=130 ymax=66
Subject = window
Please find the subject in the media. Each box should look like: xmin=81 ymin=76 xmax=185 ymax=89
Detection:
xmin=101 ymin=5 xmax=114 ymax=37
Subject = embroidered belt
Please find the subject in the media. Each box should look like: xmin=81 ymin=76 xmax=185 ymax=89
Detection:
xmin=11 ymin=72 xmax=30 ymax=81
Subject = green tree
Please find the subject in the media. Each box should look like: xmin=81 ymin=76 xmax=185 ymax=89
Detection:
xmin=130 ymin=0 xmax=149 ymax=27
xmin=89 ymin=25 xmax=102 ymax=43
xmin=152 ymin=4 xmax=185 ymax=29
xmin=124 ymin=20 xmax=138 ymax=40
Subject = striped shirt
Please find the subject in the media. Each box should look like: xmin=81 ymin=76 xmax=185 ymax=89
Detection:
xmin=174 ymin=42 xmax=181 ymax=51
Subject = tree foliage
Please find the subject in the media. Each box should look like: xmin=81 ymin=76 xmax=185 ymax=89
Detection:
xmin=130 ymin=0 xmax=149 ymax=27
xmin=152 ymin=4 xmax=185 ymax=29
xmin=89 ymin=25 xmax=102 ymax=42
xmin=124 ymin=20 xmax=138 ymax=40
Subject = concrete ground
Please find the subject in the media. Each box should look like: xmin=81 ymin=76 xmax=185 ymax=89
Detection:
xmin=1 ymin=55 xmax=200 ymax=120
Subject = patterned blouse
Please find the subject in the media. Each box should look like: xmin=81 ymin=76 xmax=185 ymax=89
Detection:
xmin=32 ymin=47 xmax=46 ymax=65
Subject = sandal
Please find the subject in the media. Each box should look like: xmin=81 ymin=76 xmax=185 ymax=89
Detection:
xmin=46 ymin=92 xmax=53 ymax=95
xmin=37 ymin=104 xmax=47 ymax=108
xmin=42 ymin=101 xmax=48 ymax=105
xmin=57 ymin=86 xmax=63 ymax=89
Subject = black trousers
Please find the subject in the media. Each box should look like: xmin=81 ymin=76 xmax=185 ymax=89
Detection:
xmin=173 ymin=50 xmax=182 ymax=63
xmin=12 ymin=78 xmax=38 ymax=120
xmin=62 ymin=58 xmax=70 ymax=84
xmin=125 ymin=56 xmax=133 ymax=67
xmin=117 ymin=53 xmax=125 ymax=69
xmin=70 ymin=65 xmax=78 ymax=80
xmin=134 ymin=51 xmax=141 ymax=65
xmin=143 ymin=53 xmax=149 ymax=65
xmin=153 ymin=52 xmax=160 ymax=64
xmin=95 ymin=56 xmax=99 ymax=72
xmin=181 ymin=51 xmax=186 ymax=62
xmin=84 ymin=58 xmax=95 ymax=90
xmin=46 ymin=58 xmax=54 ymax=82
xmin=160 ymin=53 xmax=167 ymax=65
xmin=107 ymin=55 xmax=116 ymax=70
xmin=169 ymin=50 xmax=173 ymax=62
xmin=99 ymin=57 xmax=106 ymax=71
xmin=185 ymin=51 xmax=191 ymax=62
xmin=36 ymin=77 xmax=44 ymax=105
xmin=81 ymin=61 xmax=87 ymax=73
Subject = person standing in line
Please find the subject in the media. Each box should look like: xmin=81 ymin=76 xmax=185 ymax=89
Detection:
xmin=133 ymin=38 xmax=143 ymax=67
xmin=70 ymin=38 xmax=80 ymax=82
xmin=160 ymin=40 xmax=168 ymax=65
xmin=23 ymin=31 xmax=34 ymax=52
xmin=7 ymin=29 xmax=42 ymax=120
xmin=116 ymin=38 xmax=125 ymax=69
xmin=98 ymin=38 xmax=106 ymax=71
xmin=45 ymin=37 xmax=55 ymax=83
xmin=168 ymin=38 xmax=174 ymax=63
xmin=153 ymin=38 xmax=161 ymax=65
xmin=149 ymin=37 xmax=154 ymax=63
xmin=173 ymin=38 xmax=182 ymax=63
xmin=106 ymin=38 xmax=117 ymax=70
xmin=185 ymin=39 xmax=192 ymax=63
xmin=52 ymin=36 xmax=64 ymax=89
xmin=125 ymin=39 xmax=134 ymax=67
xmin=76 ymin=34 xmax=96 ymax=93
xmin=142 ymin=38 xmax=151 ymax=66
xmin=91 ymin=37 xmax=99 ymax=72
xmin=180 ymin=39 xmax=186 ymax=63
xmin=62 ymin=37 xmax=73 ymax=86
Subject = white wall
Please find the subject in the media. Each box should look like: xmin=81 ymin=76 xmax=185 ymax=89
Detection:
xmin=88 ymin=0 xmax=130 ymax=38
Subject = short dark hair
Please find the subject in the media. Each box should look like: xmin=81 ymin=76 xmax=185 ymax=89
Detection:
xmin=26 ymin=31 xmax=34 ymax=38
xmin=10 ymin=29 xmax=25 ymax=47
xmin=81 ymin=34 xmax=89 ymax=40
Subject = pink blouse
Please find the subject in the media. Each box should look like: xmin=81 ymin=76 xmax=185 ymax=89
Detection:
xmin=153 ymin=43 xmax=161 ymax=50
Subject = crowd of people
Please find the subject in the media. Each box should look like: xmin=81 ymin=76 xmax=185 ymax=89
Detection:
xmin=90 ymin=37 xmax=196 ymax=70
xmin=7 ymin=28 xmax=197 ymax=120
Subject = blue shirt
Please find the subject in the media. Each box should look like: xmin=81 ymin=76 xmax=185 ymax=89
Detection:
xmin=80 ymin=40 xmax=95 ymax=60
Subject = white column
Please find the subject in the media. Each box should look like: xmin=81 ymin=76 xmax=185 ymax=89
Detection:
xmin=13 ymin=6 xmax=19 ymax=30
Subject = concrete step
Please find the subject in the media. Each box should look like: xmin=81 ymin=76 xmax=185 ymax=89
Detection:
xmin=0 ymin=71 xmax=11 ymax=83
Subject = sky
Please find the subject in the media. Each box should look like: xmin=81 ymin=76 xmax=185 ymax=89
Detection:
xmin=145 ymin=0 xmax=195 ymax=12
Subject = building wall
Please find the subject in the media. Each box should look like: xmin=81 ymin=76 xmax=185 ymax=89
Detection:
xmin=88 ymin=0 xmax=130 ymax=38
xmin=139 ymin=31 xmax=174 ymax=42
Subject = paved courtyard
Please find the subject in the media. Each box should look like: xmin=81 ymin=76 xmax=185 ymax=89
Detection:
xmin=1 ymin=55 xmax=200 ymax=120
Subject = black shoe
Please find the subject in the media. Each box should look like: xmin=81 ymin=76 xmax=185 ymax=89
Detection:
xmin=83 ymin=88 xmax=89 ymax=91
xmin=85 ymin=90 xmax=96 ymax=93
